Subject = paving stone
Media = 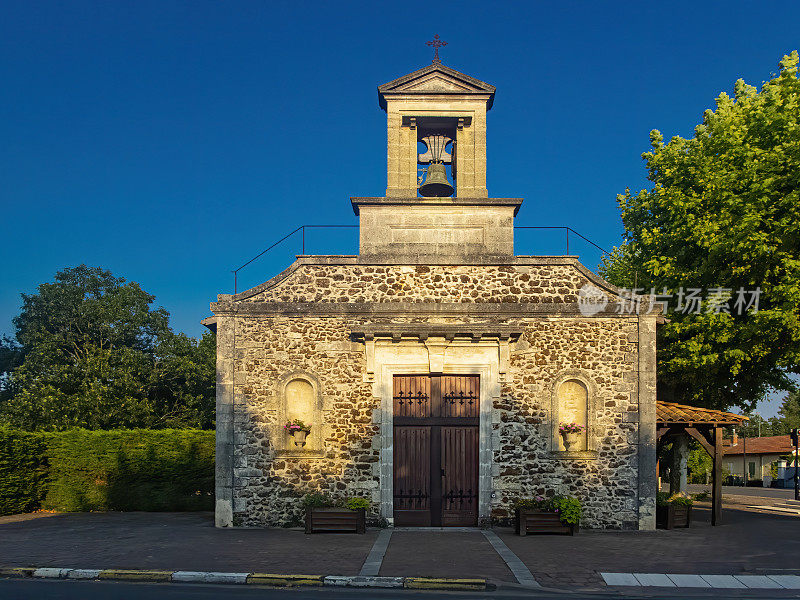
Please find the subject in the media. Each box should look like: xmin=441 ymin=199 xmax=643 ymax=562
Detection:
xmin=496 ymin=507 xmax=800 ymax=589
xmin=379 ymin=531 xmax=512 ymax=582
xmin=481 ymin=530 xmax=539 ymax=587
xmin=767 ymin=575 xmax=800 ymax=589
xmin=666 ymin=574 xmax=711 ymax=587
xmin=700 ymin=575 xmax=747 ymax=588
xmin=601 ymin=573 xmax=639 ymax=586
xmin=734 ymin=575 xmax=784 ymax=589
xmin=633 ymin=573 xmax=675 ymax=587
xmin=0 ymin=513 xmax=378 ymax=576
xmin=2 ymin=508 xmax=800 ymax=590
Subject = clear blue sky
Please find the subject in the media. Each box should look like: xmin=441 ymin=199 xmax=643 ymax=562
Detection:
xmin=2 ymin=1 xmax=797 ymax=415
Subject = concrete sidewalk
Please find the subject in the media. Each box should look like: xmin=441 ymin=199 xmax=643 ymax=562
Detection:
xmin=1 ymin=506 xmax=799 ymax=590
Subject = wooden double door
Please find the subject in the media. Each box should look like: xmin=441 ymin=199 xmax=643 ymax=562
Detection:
xmin=392 ymin=375 xmax=479 ymax=527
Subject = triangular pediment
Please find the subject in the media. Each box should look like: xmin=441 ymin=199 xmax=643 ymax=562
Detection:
xmin=379 ymin=63 xmax=495 ymax=93
xmin=404 ymin=74 xmax=473 ymax=92
xmin=378 ymin=63 xmax=495 ymax=109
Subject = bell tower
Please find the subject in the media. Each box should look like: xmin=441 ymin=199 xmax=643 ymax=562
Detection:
xmin=377 ymin=59 xmax=494 ymax=198
xmin=352 ymin=53 xmax=522 ymax=264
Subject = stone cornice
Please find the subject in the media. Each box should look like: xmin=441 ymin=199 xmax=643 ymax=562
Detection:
xmin=209 ymin=300 xmax=659 ymax=318
xmin=350 ymin=323 xmax=523 ymax=342
xmin=351 ymin=197 xmax=524 ymax=216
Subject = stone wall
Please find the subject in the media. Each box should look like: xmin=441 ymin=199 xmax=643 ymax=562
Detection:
xmin=497 ymin=319 xmax=640 ymax=529
xmin=231 ymin=316 xmax=376 ymax=527
xmin=218 ymin=260 xmax=649 ymax=529
xmin=238 ymin=263 xmax=591 ymax=304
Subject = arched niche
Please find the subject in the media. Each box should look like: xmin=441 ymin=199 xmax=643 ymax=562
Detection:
xmin=277 ymin=372 xmax=323 ymax=456
xmin=557 ymin=379 xmax=588 ymax=451
xmin=285 ymin=379 xmax=314 ymax=424
xmin=550 ymin=371 xmax=597 ymax=456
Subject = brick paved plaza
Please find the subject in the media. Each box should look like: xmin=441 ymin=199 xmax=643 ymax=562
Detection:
xmin=1 ymin=506 xmax=798 ymax=590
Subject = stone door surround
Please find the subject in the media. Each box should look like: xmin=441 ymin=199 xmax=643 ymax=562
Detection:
xmin=356 ymin=333 xmax=502 ymax=525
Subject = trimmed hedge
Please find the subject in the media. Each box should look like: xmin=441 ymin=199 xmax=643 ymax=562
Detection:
xmin=0 ymin=429 xmax=214 ymax=515
xmin=0 ymin=430 xmax=50 ymax=515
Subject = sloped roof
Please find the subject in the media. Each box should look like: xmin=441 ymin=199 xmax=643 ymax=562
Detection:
xmin=377 ymin=63 xmax=496 ymax=110
xmin=657 ymin=401 xmax=749 ymax=426
xmin=725 ymin=435 xmax=796 ymax=456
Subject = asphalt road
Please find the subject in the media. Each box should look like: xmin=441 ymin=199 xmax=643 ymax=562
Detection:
xmin=687 ymin=484 xmax=798 ymax=499
xmin=3 ymin=580 xmax=800 ymax=600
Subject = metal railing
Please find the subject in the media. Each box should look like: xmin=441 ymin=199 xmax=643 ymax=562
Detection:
xmin=231 ymin=224 xmax=609 ymax=294
xmin=233 ymin=225 xmax=358 ymax=293
xmin=514 ymin=227 xmax=608 ymax=256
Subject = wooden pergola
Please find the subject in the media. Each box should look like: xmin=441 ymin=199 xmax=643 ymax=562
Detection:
xmin=657 ymin=401 xmax=749 ymax=525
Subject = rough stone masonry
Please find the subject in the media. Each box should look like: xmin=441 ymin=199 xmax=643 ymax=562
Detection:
xmin=204 ymin=61 xmax=658 ymax=531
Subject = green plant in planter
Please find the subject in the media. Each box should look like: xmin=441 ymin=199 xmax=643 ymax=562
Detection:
xmin=657 ymin=491 xmax=694 ymax=507
xmin=512 ymin=495 xmax=552 ymax=511
xmin=512 ymin=495 xmax=581 ymax=526
xmin=301 ymin=492 xmax=337 ymax=509
xmin=345 ymin=497 xmax=370 ymax=511
xmin=668 ymin=493 xmax=693 ymax=506
xmin=551 ymin=496 xmax=581 ymax=526
xmin=301 ymin=493 xmax=371 ymax=511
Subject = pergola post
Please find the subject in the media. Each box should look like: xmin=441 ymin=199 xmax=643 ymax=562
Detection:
xmin=712 ymin=426 xmax=722 ymax=526
xmin=657 ymin=402 xmax=747 ymax=528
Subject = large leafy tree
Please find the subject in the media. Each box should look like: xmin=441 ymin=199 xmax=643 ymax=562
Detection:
xmin=603 ymin=51 xmax=800 ymax=411
xmin=0 ymin=336 xmax=22 ymax=404
xmin=1 ymin=265 xmax=215 ymax=430
xmin=774 ymin=391 xmax=800 ymax=434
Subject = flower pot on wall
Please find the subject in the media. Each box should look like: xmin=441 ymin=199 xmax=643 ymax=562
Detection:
xmin=560 ymin=432 xmax=580 ymax=451
xmin=290 ymin=429 xmax=309 ymax=447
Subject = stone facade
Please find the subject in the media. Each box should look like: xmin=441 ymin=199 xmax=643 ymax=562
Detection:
xmin=209 ymin=256 xmax=657 ymax=529
xmin=206 ymin=61 xmax=658 ymax=531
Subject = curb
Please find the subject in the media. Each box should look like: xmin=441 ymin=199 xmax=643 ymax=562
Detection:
xmin=246 ymin=573 xmax=323 ymax=586
xmin=405 ymin=577 xmax=487 ymax=590
xmin=0 ymin=567 xmax=487 ymax=590
xmin=98 ymin=569 xmax=173 ymax=582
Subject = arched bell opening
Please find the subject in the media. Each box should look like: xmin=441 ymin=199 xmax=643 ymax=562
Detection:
xmin=416 ymin=118 xmax=458 ymax=198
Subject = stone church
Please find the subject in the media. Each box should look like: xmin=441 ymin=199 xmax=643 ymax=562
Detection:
xmin=205 ymin=59 xmax=658 ymax=530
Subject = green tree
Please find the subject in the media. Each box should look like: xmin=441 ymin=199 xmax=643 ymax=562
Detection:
xmin=604 ymin=51 xmax=800 ymax=411
xmin=737 ymin=412 xmax=778 ymax=437
xmin=149 ymin=331 xmax=216 ymax=429
xmin=0 ymin=265 xmax=215 ymax=430
xmin=598 ymin=243 xmax=640 ymax=289
xmin=769 ymin=391 xmax=800 ymax=435
xmin=0 ymin=336 xmax=22 ymax=403
xmin=687 ymin=440 xmax=712 ymax=483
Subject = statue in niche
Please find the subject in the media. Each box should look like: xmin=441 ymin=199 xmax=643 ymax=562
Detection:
xmin=558 ymin=380 xmax=588 ymax=451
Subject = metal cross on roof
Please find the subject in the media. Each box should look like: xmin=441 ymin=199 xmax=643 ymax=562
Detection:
xmin=426 ymin=35 xmax=447 ymax=64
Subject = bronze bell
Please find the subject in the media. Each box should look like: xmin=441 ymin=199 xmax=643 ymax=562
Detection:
xmin=419 ymin=163 xmax=454 ymax=197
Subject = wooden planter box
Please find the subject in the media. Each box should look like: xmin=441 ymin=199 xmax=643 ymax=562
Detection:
xmin=656 ymin=503 xmax=692 ymax=529
xmin=305 ymin=507 xmax=366 ymax=534
xmin=515 ymin=509 xmax=577 ymax=536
